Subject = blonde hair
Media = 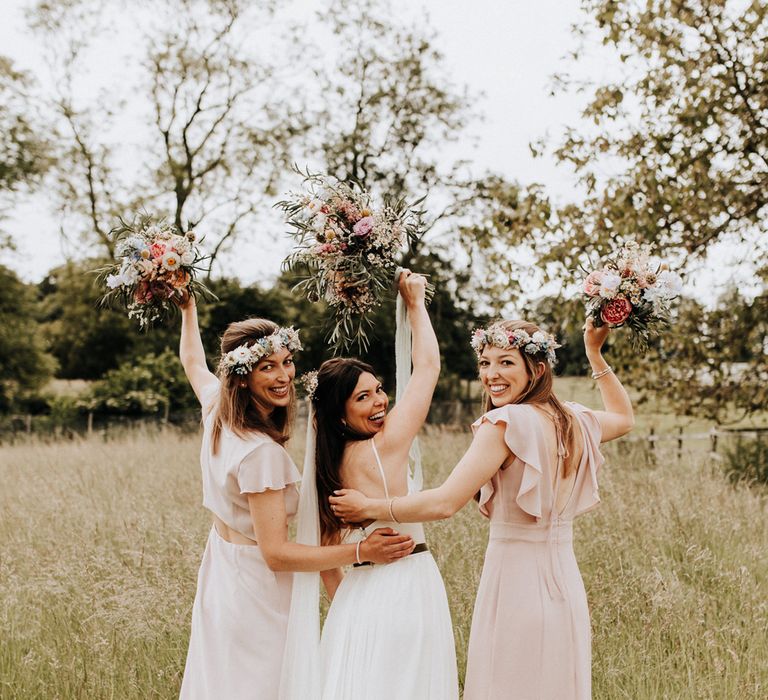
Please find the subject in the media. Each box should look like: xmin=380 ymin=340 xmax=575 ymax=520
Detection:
xmin=210 ymin=318 xmax=296 ymax=453
xmin=480 ymin=319 xmax=577 ymax=477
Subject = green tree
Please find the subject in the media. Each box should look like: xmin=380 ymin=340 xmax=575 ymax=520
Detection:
xmin=28 ymin=0 xmax=307 ymax=267
xmin=520 ymin=0 xmax=768 ymax=418
xmin=0 ymin=57 xmax=51 ymax=249
xmin=0 ymin=265 xmax=56 ymax=411
xmin=38 ymin=260 xmax=179 ymax=379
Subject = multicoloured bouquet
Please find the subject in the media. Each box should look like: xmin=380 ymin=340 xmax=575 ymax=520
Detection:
xmin=276 ymin=170 xmax=430 ymax=352
xmin=97 ymin=215 xmax=212 ymax=328
xmin=582 ymin=239 xmax=683 ymax=350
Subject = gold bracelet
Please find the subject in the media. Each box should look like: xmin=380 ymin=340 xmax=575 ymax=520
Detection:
xmin=388 ymin=496 xmax=400 ymax=523
xmin=591 ymin=366 xmax=613 ymax=380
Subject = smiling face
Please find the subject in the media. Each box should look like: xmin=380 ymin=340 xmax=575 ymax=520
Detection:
xmin=478 ymin=345 xmax=542 ymax=407
xmin=343 ymin=371 xmax=389 ymax=435
xmin=246 ymin=346 xmax=296 ymax=413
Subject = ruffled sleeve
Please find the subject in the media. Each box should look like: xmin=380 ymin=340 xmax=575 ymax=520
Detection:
xmin=471 ymin=404 xmax=551 ymax=520
xmin=237 ymin=441 xmax=302 ymax=495
xmin=566 ymin=402 xmax=605 ymax=516
xmin=199 ymin=380 xmax=220 ymax=415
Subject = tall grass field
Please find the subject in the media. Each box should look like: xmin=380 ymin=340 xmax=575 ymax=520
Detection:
xmin=1 ymin=426 xmax=767 ymax=698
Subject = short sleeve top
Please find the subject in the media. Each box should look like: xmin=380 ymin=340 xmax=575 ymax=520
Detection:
xmin=198 ymin=381 xmax=301 ymax=540
xmin=471 ymin=401 xmax=604 ymax=525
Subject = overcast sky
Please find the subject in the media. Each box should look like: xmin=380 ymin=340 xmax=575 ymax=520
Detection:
xmin=0 ymin=0 xmax=755 ymax=303
xmin=0 ymin=0 xmax=617 ymax=281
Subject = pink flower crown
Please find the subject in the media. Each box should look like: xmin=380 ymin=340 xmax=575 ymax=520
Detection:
xmin=470 ymin=325 xmax=561 ymax=365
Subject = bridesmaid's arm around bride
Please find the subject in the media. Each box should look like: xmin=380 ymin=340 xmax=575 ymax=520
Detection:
xmin=330 ymin=318 xmax=635 ymax=524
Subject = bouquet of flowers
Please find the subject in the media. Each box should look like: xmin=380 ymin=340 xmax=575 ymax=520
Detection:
xmin=97 ymin=214 xmax=213 ymax=328
xmin=277 ymin=169 xmax=431 ymax=352
xmin=582 ymin=238 xmax=683 ymax=350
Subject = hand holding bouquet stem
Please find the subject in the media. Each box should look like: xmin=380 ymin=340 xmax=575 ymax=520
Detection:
xmin=397 ymin=268 xmax=428 ymax=309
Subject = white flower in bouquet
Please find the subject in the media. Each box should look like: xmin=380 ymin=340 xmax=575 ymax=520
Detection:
xmin=137 ymin=258 xmax=154 ymax=275
xmin=180 ymin=250 xmax=195 ymax=265
xmin=655 ymin=270 xmax=683 ymax=298
xmin=116 ymin=236 xmax=147 ymax=257
xmin=174 ymin=236 xmax=191 ymax=254
xmin=106 ymin=273 xmax=124 ymax=290
xmin=312 ymin=212 xmax=328 ymax=232
xmin=598 ymin=271 xmax=622 ymax=298
xmin=161 ymin=250 xmax=181 ymax=271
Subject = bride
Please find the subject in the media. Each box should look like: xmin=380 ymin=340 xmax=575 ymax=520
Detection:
xmin=291 ymin=270 xmax=458 ymax=699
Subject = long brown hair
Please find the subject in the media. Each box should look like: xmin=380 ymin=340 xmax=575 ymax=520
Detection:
xmin=210 ymin=318 xmax=296 ymax=454
xmin=312 ymin=357 xmax=377 ymax=544
xmin=480 ymin=319 xmax=577 ymax=476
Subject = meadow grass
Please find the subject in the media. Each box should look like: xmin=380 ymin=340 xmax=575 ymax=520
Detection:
xmin=1 ymin=427 xmax=767 ymax=699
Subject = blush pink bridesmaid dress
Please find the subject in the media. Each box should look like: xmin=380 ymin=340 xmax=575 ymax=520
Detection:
xmin=463 ymin=402 xmax=604 ymax=700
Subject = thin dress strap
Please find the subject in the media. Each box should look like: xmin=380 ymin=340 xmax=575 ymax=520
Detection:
xmin=370 ymin=438 xmax=390 ymax=501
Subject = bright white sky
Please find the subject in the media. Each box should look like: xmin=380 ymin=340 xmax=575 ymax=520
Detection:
xmin=0 ymin=0 xmax=756 ymax=303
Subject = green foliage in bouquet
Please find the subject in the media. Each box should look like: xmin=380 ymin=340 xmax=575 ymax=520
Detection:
xmin=95 ymin=213 xmax=216 ymax=329
xmin=277 ymin=168 xmax=432 ymax=353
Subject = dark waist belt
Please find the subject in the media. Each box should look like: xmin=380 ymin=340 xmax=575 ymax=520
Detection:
xmin=353 ymin=542 xmax=429 ymax=568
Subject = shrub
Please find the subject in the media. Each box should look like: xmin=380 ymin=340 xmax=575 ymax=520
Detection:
xmin=81 ymin=349 xmax=197 ymax=416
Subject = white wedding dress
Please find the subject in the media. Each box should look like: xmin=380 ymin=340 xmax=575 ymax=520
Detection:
xmin=318 ymin=439 xmax=458 ymax=699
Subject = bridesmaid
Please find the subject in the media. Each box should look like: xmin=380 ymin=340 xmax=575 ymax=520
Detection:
xmin=330 ymin=317 xmax=634 ymax=699
xmin=176 ymin=295 xmax=414 ymax=700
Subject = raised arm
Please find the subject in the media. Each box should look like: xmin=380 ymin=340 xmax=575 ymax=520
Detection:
xmin=248 ymin=489 xmax=415 ymax=571
xmin=178 ymin=294 xmax=217 ymax=403
xmin=330 ymin=421 xmax=510 ymax=523
xmin=376 ymin=271 xmax=440 ymax=455
xmin=583 ymin=318 xmax=634 ymax=442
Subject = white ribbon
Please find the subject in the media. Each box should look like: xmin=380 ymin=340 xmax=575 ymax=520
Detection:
xmin=279 ymin=401 xmax=321 ymax=700
xmin=395 ymin=291 xmax=423 ymax=490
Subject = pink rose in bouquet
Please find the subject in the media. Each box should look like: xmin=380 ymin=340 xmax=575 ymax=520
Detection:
xmin=583 ymin=270 xmax=604 ymax=297
xmin=352 ymin=216 xmax=375 ymax=238
xmin=600 ymin=297 xmax=632 ymax=325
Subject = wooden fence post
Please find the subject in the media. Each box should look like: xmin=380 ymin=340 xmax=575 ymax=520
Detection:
xmin=710 ymin=427 xmax=718 ymax=455
xmin=677 ymin=426 xmax=684 ymax=460
xmin=648 ymin=426 xmax=656 ymax=465
xmin=87 ymin=412 xmax=94 ymax=436
xmin=25 ymin=415 xmax=32 ymax=433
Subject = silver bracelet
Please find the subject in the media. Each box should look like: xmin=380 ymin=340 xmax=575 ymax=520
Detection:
xmin=355 ymin=539 xmax=363 ymax=565
xmin=388 ymin=497 xmax=400 ymax=523
xmin=591 ymin=366 xmax=614 ymax=380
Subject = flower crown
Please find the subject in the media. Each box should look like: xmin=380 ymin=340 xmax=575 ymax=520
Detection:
xmin=300 ymin=370 xmax=319 ymax=400
xmin=218 ymin=327 xmax=302 ymax=376
xmin=470 ymin=324 xmax=561 ymax=365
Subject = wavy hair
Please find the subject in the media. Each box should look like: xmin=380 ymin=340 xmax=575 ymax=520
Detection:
xmin=210 ymin=318 xmax=296 ymax=454
xmin=480 ymin=319 xmax=577 ymax=477
xmin=312 ymin=357 xmax=377 ymax=544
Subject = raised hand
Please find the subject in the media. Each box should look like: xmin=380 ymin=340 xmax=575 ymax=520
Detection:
xmin=583 ymin=316 xmax=610 ymax=357
xmin=174 ymin=287 xmax=193 ymax=309
xmin=360 ymin=527 xmax=415 ymax=564
xmin=397 ymin=269 xmax=427 ymax=308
